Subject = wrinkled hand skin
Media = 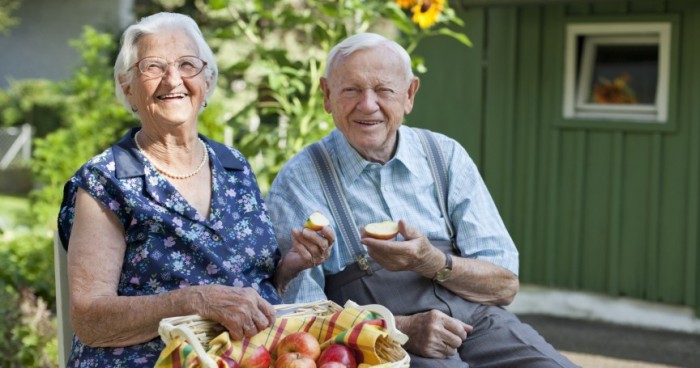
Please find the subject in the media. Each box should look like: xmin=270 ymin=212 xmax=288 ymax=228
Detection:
xmin=396 ymin=310 xmax=473 ymax=358
xmin=274 ymin=226 xmax=336 ymax=296
xmin=361 ymin=220 xmax=444 ymax=277
xmin=290 ymin=226 xmax=336 ymax=268
xmin=195 ymin=285 xmax=276 ymax=341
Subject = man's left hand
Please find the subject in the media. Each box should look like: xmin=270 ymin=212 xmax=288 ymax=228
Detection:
xmin=361 ymin=220 xmax=444 ymax=277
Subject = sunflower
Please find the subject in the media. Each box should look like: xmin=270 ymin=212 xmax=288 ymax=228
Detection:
xmin=411 ymin=0 xmax=445 ymax=29
xmin=394 ymin=0 xmax=416 ymax=9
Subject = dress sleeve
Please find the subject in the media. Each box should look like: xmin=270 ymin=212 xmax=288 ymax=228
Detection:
xmin=57 ymin=154 xmax=131 ymax=249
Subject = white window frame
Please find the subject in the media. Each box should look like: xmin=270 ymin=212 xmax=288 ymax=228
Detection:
xmin=563 ymin=22 xmax=671 ymax=123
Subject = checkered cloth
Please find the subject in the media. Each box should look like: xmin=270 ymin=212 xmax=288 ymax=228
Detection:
xmin=154 ymin=304 xmax=404 ymax=368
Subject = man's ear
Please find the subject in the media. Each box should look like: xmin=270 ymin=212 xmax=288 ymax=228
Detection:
xmin=404 ymin=77 xmax=420 ymax=114
xmin=320 ymin=77 xmax=332 ymax=113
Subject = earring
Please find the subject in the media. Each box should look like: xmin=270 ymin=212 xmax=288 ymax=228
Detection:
xmin=202 ymin=101 xmax=208 ymax=108
xmin=131 ymin=105 xmax=138 ymax=113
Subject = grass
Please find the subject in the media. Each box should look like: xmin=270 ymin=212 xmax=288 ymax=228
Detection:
xmin=0 ymin=194 xmax=31 ymax=231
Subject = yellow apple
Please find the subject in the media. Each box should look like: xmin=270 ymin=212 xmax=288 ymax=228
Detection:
xmin=364 ymin=221 xmax=399 ymax=240
xmin=304 ymin=211 xmax=330 ymax=231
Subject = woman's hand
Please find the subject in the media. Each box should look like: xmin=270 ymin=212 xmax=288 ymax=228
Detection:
xmin=195 ymin=285 xmax=276 ymax=341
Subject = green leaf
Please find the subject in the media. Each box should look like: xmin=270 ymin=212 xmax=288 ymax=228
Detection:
xmin=438 ymin=28 xmax=473 ymax=47
xmin=208 ymin=0 xmax=229 ymax=10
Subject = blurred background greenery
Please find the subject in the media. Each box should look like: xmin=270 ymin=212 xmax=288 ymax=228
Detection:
xmin=0 ymin=0 xmax=468 ymax=366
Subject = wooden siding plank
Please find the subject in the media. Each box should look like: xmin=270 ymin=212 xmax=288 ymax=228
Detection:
xmin=580 ymin=131 xmax=613 ymax=292
xmin=514 ymin=5 xmax=543 ymax=281
xmin=483 ymin=7 xmax=518 ymax=225
xmin=647 ymin=134 xmax=662 ymax=300
xmin=678 ymin=0 xmax=700 ymax=312
xmin=572 ymin=131 xmax=586 ymax=288
xmin=565 ymin=3 xmax=591 ymax=15
xmin=555 ymin=132 xmax=578 ymax=286
xmin=618 ymin=133 xmax=654 ymax=297
xmin=656 ymin=0 xmax=694 ymax=306
xmin=540 ymin=5 xmax=567 ymax=285
xmin=629 ymin=0 xmax=668 ymax=13
xmin=607 ymin=132 xmax=623 ymax=295
xmin=410 ymin=8 xmax=485 ymax=161
xmin=591 ymin=1 xmax=629 ymax=14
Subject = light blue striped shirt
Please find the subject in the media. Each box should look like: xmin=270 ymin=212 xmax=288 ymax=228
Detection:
xmin=266 ymin=126 xmax=519 ymax=303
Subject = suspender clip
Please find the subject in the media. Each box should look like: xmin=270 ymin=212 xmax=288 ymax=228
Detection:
xmin=357 ymin=255 xmax=373 ymax=275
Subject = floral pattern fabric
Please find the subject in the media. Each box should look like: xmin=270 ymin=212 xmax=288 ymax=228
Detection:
xmin=57 ymin=128 xmax=282 ymax=367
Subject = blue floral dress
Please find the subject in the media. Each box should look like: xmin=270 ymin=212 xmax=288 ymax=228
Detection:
xmin=57 ymin=128 xmax=282 ymax=367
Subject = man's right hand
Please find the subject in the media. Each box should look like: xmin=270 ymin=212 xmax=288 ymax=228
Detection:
xmin=395 ymin=310 xmax=473 ymax=358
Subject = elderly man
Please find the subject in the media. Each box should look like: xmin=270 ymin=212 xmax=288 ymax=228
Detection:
xmin=266 ymin=32 xmax=578 ymax=368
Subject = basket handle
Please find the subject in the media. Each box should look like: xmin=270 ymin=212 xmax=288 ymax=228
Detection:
xmin=343 ymin=301 xmax=409 ymax=345
xmin=158 ymin=321 xmax=218 ymax=368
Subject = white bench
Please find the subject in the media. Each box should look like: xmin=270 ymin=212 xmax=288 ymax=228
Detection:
xmin=53 ymin=233 xmax=72 ymax=367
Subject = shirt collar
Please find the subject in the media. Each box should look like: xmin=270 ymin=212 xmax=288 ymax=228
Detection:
xmin=393 ymin=125 xmax=423 ymax=177
xmin=328 ymin=125 xmax=422 ymax=183
xmin=113 ymin=127 xmax=244 ymax=179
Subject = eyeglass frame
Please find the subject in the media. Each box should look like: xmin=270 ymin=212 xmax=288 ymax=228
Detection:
xmin=129 ymin=55 xmax=208 ymax=79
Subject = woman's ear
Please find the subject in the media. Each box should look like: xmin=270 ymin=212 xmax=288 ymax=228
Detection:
xmin=118 ymin=74 xmax=131 ymax=96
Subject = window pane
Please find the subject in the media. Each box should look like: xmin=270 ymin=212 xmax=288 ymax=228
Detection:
xmin=589 ymin=45 xmax=658 ymax=105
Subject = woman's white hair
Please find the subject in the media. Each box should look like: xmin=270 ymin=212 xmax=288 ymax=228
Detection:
xmin=113 ymin=12 xmax=218 ymax=116
xmin=324 ymin=32 xmax=413 ymax=81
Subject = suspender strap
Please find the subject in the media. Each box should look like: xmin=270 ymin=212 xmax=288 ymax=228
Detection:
xmin=416 ymin=128 xmax=455 ymax=240
xmin=307 ymin=142 xmax=373 ymax=273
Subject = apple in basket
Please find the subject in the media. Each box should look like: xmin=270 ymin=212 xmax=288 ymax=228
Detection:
xmin=275 ymin=331 xmax=321 ymax=361
xmin=240 ymin=345 xmax=272 ymax=368
xmin=364 ymin=221 xmax=399 ymax=240
xmin=318 ymin=363 xmax=348 ymax=368
xmin=274 ymin=352 xmax=317 ymax=368
xmin=316 ymin=344 xmax=357 ymax=368
xmin=304 ymin=211 xmax=330 ymax=231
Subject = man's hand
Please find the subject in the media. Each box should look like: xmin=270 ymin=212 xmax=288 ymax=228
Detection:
xmin=274 ymin=225 xmax=336 ymax=295
xmin=361 ymin=220 xmax=444 ymax=277
xmin=289 ymin=226 xmax=335 ymax=268
xmin=396 ymin=310 xmax=473 ymax=358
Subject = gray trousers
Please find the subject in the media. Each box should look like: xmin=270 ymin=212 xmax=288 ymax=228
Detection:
xmin=324 ymin=242 xmax=579 ymax=368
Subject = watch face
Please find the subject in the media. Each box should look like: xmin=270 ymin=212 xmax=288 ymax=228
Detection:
xmin=435 ymin=268 xmax=451 ymax=282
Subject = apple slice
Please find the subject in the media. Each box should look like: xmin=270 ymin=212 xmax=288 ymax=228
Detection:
xmin=304 ymin=211 xmax=330 ymax=231
xmin=364 ymin=221 xmax=399 ymax=240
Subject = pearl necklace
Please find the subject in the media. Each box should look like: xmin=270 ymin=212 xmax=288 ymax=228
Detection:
xmin=134 ymin=130 xmax=209 ymax=180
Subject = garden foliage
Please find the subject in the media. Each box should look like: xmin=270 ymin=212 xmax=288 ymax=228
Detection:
xmin=0 ymin=1 xmax=469 ymax=366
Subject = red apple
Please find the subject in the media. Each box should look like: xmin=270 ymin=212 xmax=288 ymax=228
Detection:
xmin=221 ymin=356 xmax=240 ymax=368
xmin=241 ymin=345 xmax=272 ymax=368
xmin=316 ymin=344 xmax=357 ymax=368
xmin=364 ymin=221 xmax=399 ymax=240
xmin=304 ymin=211 xmax=330 ymax=231
xmin=274 ymin=352 xmax=316 ymax=368
xmin=275 ymin=331 xmax=321 ymax=361
xmin=318 ymin=363 xmax=347 ymax=368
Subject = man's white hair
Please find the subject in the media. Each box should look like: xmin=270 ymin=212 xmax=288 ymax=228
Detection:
xmin=324 ymin=32 xmax=413 ymax=81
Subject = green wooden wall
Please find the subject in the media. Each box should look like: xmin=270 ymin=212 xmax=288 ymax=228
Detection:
xmin=410 ymin=0 xmax=700 ymax=315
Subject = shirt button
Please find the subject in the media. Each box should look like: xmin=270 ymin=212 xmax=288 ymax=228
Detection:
xmin=212 ymin=234 xmax=221 ymax=241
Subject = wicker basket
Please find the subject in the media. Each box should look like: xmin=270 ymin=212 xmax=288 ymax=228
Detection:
xmin=158 ymin=300 xmax=410 ymax=368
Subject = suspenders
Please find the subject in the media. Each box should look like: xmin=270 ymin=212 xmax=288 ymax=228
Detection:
xmin=307 ymin=128 xmax=453 ymax=274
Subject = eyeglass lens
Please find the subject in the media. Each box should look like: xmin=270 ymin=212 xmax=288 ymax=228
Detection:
xmin=137 ymin=56 xmax=205 ymax=78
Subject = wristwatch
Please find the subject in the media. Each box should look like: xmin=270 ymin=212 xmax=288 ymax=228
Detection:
xmin=433 ymin=253 xmax=453 ymax=283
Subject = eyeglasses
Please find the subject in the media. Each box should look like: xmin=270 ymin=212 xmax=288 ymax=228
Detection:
xmin=131 ymin=56 xmax=208 ymax=79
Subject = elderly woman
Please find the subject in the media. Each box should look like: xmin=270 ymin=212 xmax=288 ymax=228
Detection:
xmin=57 ymin=12 xmax=333 ymax=366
